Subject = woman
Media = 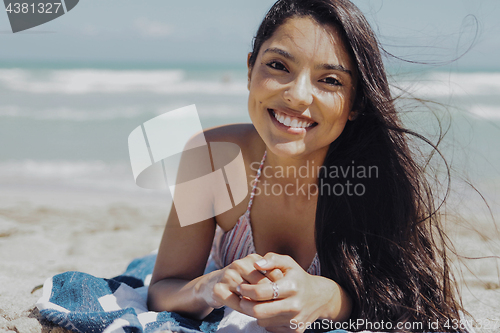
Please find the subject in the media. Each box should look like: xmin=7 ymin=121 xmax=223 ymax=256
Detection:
xmin=148 ymin=0 xmax=466 ymax=331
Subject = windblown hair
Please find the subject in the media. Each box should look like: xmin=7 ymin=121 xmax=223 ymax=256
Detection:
xmin=249 ymin=0 xmax=464 ymax=331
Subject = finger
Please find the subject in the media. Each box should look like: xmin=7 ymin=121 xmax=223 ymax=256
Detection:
xmin=223 ymin=260 xmax=267 ymax=288
xmin=239 ymin=297 xmax=287 ymax=320
xmin=254 ymin=252 xmax=299 ymax=274
xmin=241 ymin=269 xmax=271 ymax=285
xmin=253 ymin=267 xmax=283 ymax=282
xmin=232 ymin=254 xmax=270 ymax=285
xmin=238 ymin=280 xmax=286 ymax=301
xmin=265 ymin=268 xmax=284 ymax=282
xmin=220 ymin=265 xmax=245 ymax=289
xmin=212 ymin=282 xmax=243 ymax=312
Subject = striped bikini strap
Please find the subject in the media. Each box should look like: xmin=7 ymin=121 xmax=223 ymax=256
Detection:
xmin=246 ymin=150 xmax=267 ymax=212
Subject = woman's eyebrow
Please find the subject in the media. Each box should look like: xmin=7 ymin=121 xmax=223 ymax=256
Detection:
xmin=263 ymin=47 xmax=296 ymax=62
xmin=315 ymin=63 xmax=352 ymax=76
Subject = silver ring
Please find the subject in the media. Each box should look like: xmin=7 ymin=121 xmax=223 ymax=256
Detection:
xmin=271 ymin=282 xmax=279 ymax=299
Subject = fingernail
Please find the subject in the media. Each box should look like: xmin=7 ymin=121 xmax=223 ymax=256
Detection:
xmin=236 ymin=285 xmax=241 ymax=293
xmin=255 ymin=259 xmax=267 ymax=267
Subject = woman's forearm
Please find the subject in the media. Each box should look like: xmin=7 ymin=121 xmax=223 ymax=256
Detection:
xmin=147 ymin=270 xmax=218 ymax=320
xmin=316 ymin=276 xmax=352 ymax=321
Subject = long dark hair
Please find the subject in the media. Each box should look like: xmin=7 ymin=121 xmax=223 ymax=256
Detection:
xmin=249 ymin=0 xmax=464 ymax=330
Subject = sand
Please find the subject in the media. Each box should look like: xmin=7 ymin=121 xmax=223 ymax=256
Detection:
xmin=0 ymin=184 xmax=499 ymax=333
xmin=0 ymin=185 xmax=169 ymax=333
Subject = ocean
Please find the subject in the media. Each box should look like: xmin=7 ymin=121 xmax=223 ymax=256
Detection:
xmin=0 ymin=62 xmax=499 ymax=216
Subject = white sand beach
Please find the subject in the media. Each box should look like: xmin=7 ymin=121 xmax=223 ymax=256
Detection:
xmin=0 ymin=186 xmax=169 ymax=333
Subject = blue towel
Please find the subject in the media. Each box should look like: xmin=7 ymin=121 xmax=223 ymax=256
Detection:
xmin=36 ymin=253 xmax=348 ymax=333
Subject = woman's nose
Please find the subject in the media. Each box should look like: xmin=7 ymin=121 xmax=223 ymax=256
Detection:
xmin=284 ymin=72 xmax=313 ymax=106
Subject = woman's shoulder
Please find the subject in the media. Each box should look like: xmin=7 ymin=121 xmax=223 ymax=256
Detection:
xmin=180 ymin=123 xmax=264 ymax=172
xmin=203 ymin=123 xmax=256 ymax=143
xmin=199 ymin=124 xmax=265 ymax=230
xmin=202 ymin=123 xmax=265 ymax=161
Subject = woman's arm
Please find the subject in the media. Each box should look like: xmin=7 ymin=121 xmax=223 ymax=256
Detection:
xmin=147 ymin=126 xmax=271 ymax=319
xmin=313 ymin=274 xmax=352 ymax=321
xmin=146 ymin=131 xmax=225 ymax=318
xmin=147 ymin=204 xmax=218 ymax=319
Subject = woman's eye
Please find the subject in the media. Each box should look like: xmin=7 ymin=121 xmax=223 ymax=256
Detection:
xmin=266 ymin=61 xmax=288 ymax=72
xmin=321 ymin=77 xmax=342 ymax=86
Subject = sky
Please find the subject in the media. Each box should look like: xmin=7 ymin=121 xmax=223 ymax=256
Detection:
xmin=0 ymin=0 xmax=499 ymax=70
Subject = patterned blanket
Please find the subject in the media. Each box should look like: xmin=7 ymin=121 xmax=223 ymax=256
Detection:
xmin=35 ymin=253 xmax=348 ymax=333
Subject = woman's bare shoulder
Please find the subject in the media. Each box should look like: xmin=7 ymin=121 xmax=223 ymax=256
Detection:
xmin=202 ymin=123 xmax=264 ymax=158
xmin=203 ymin=123 xmax=255 ymax=142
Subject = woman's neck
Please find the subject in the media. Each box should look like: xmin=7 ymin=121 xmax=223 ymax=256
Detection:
xmin=262 ymin=146 xmax=328 ymax=187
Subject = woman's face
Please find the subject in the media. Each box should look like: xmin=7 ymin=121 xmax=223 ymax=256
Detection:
xmin=248 ymin=16 xmax=358 ymax=159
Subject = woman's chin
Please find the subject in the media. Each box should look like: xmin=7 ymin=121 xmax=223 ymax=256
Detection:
xmin=268 ymin=141 xmax=307 ymax=158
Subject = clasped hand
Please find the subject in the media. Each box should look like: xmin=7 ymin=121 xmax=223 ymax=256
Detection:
xmin=201 ymin=253 xmax=331 ymax=333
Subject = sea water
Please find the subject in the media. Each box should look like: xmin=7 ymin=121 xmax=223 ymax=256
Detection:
xmin=0 ymin=62 xmax=498 ymax=215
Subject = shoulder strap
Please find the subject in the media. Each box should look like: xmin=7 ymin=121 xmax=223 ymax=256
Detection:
xmin=246 ymin=150 xmax=267 ymax=212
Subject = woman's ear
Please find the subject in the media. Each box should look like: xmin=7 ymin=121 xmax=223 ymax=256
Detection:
xmin=348 ymin=110 xmax=358 ymax=121
xmin=247 ymin=52 xmax=253 ymax=90
xmin=349 ymin=94 xmax=365 ymax=120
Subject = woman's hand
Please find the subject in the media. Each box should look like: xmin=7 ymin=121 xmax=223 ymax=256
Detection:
xmin=236 ymin=252 xmax=352 ymax=333
xmin=198 ymin=253 xmax=283 ymax=312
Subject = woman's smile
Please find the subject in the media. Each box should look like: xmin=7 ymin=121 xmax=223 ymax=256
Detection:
xmin=267 ymin=107 xmax=318 ymax=135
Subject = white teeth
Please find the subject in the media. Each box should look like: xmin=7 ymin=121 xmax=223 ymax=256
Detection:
xmin=272 ymin=109 xmax=314 ymax=128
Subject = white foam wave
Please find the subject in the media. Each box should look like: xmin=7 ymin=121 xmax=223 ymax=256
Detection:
xmin=394 ymin=72 xmax=500 ymax=98
xmin=0 ymin=160 xmax=110 ymax=178
xmin=0 ymin=104 xmax=249 ymax=121
xmin=0 ymin=160 xmax=140 ymax=191
xmin=0 ymin=105 xmax=148 ymax=120
xmin=0 ymin=69 xmax=248 ymax=95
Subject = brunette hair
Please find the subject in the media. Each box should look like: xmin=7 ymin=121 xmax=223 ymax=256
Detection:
xmin=250 ymin=0 xmax=465 ymax=330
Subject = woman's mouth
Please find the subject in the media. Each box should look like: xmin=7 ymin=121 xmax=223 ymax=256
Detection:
xmin=267 ymin=108 xmax=317 ymax=134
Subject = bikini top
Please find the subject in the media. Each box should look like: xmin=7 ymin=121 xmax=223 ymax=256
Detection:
xmin=211 ymin=151 xmax=321 ymax=276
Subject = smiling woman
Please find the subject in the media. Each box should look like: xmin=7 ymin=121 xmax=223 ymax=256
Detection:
xmin=147 ymin=0 xmax=469 ymax=332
